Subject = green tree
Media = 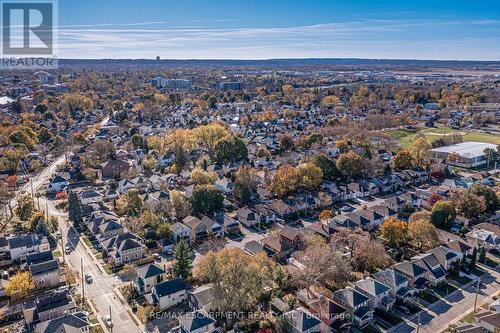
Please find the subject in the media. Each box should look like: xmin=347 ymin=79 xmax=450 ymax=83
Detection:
xmin=131 ymin=134 xmax=144 ymax=150
xmin=233 ymin=164 xmax=256 ymax=206
xmin=297 ymin=163 xmax=323 ymax=190
xmin=430 ymin=201 xmax=456 ymax=229
xmin=336 ymin=151 xmax=363 ymax=180
xmin=478 ymin=247 xmax=486 ymax=263
xmin=311 ymin=153 xmax=339 ymax=180
xmin=469 ymin=247 xmax=477 ymax=270
xmin=68 ymin=191 xmax=82 ymax=223
xmin=214 ymin=135 xmax=248 ymax=164
xmin=469 ymin=184 xmax=499 ymax=213
xmin=172 ymin=240 xmax=192 ymax=279
xmin=191 ymin=184 xmax=223 ymax=214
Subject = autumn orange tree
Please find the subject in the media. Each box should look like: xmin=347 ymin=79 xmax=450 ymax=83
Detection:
xmin=408 ymin=219 xmax=439 ymax=251
xmin=380 ymin=217 xmax=408 ymax=248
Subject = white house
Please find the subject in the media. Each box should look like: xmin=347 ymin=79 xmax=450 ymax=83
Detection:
xmin=151 ymin=278 xmax=189 ymax=310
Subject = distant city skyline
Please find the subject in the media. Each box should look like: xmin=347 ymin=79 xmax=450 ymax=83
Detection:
xmin=57 ymin=0 xmax=500 ymax=60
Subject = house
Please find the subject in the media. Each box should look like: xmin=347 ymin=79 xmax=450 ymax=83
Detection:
xmin=279 ymin=226 xmax=303 ymax=248
xmin=236 ymin=207 xmax=260 ymax=228
xmin=134 ymin=263 xmax=167 ymax=295
xmin=23 ymin=289 xmax=76 ymax=327
xmin=183 ymin=216 xmax=208 ymax=242
xmin=306 ymin=297 xmax=352 ymax=333
xmin=261 ymin=235 xmax=293 ymax=259
xmin=444 ymin=239 xmax=473 ymax=261
xmin=244 ymin=240 xmax=266 ymax=256
xmin=268 ymin=200 xmax=295 ymax=221
xmin=392 ymin=261 xmax=427 ymax=290
xmin=102 ymin=233 xmax=146 ymax=267
xmin=79 ymin=190 xmax=104 ymax=205
xmin=411 ymin=253 xmax=447 ymax=286
xmin=354 ymin=278 xmax=394 ymax=311
xmin=7 ymin=234 xmax=49 ymax=262
xmin=427 ymin=246 xmax=460 ymax=271
xmin=373 ymin=268 xmax=414 ymax=303
xmin=171 ymin=222 xmax=191 ymax=243
xmin=100 ymin=159 xmax=130 ymax=179
xmin=466 ymin=229 xmax=499 ymax=251
xmin=384 ymin=196 xmax=407 ymax=212
xmin=283 ymin=307 xmax=321 ymax=333
xmin=34 ymin=311 xmax=90 ymax=333
xmin=27 ymin=251 xmax=60 ymax=289
xmin=177 ymin=310 xmax=219 ymax=333
xmin=332 ymin=288 xmax=373 ymax=328
xmin=47 ymin=174 xmax=69 ymax=193
xmin=187 ymin=284 xmax=216 ymax=312
xmin=200 ymin=216 xmax=224 ymax=238
xmin=151 ymin=278 xmax=189 ymax=310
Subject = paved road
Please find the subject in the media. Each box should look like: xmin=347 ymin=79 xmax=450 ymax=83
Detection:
xmin=389 ymin=268 xmax=500 ymax=333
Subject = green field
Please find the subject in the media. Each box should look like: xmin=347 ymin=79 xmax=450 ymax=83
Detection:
xmin=387 ymin=126 xmax=500 ymax=148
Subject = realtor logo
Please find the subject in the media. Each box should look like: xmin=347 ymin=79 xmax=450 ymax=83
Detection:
xmin=2 ymin=0 xmax=54 ymax=55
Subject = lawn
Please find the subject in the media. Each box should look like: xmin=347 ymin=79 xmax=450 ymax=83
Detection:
xmin=419 ymin=290 xmax=440 ymax=304
xmin=460 ymin=311 xmax=475 ymax=324
xmin=53 ymin=250 xmax=62 ymax=258
xmin=386 ymin=127 xmax=500 ymax=148
xmin=82 ymin=235 xmax=93 ymax=248
xmin=90 ymin=325 xmax=105 ymax=333
xmin=448 ymin=274 xmax=472 ymax=286
xmin=433 ymin=283 xmax=458 ymax=297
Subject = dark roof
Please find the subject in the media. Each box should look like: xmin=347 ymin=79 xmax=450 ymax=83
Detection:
xmin=153 ymin=278 xmax=188 ymax=298
xmin=27 ymin=251 xmax=53 ymax=265
xmin=31 ymin=259 xmax=59 ymax=275
xmin=392 ymin=261 xmax=426 ymax=277
xmin=8 ymin=234 xmax=39 ymax=249
xmin=34 ymin=311 xmax=89 ymax=333
xmin=354 ymin=278 xmax=390 ymax=297
xmin=286 ymin=308 xmax=321 ymax=332
xmin=137 ymin=263 xmax=165 ymax=279
xmin=179 ymin=310 xmax=215 ymax=332
xmin=333 ymin=288 xmax=369 ymax=308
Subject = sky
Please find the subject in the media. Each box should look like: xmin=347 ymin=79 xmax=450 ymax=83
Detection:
xmin=55 ymin=0 xmax=500 ymax=60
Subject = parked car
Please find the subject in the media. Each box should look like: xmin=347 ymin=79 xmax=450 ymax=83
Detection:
xmin=104 ymin=315 xmax=113 ymax=328
xmin=85 ymin=274 xmax=92 ymax=284
xmin=65 ymin=244 xmax=71 ymax=254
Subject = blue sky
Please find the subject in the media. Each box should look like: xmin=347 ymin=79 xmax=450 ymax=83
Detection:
xmin=56 ymin=0 xmax=500 ymax=60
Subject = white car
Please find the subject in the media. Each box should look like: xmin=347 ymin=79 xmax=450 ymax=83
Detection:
xmin=104 ymin=315 xmax=113 ymax=328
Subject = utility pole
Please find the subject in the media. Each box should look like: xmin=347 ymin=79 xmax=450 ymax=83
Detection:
xmin=474 ymin=277 xmax=481 ymax=313
xmin=109 ymin=305 xmax=113 ymax=333
xmin=60 ymin=226 xmax=65 ymax=264
xmin=81 ymin=258 xmax=85 ymax=305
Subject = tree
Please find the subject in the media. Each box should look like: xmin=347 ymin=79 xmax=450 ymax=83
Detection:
xmin=336 ymin=151 xmax=363 ymax=180
xmin=319 ymin=210 xmax=334 ymax=220
xmin=190 ymin=167 xmax=217 ymax=185
xmin=311 ymin=153 xmax=339 ymax=180
xmin=117 ymin=189 xmax=143 ymax=216
xmin=335 ymin=140 xmax=349 ymax=153
xmin=233 ymin=164 xmax=256 ymax=205
xmin=191 ymin=184 xmax=223 ymax=214
xmin=380 ymin=217 xmax=408 ymax=248
xmin=282 ymin=84 xmax=294 ymax=95
xmin=408 ymin=219 xmax=439 ymax=251
xmin=469 ymin=247 xmax=477 ymax=270
xmin=170 ymin=190 xmax=192 ymax=219
xmin=393 ymin=150 xmax=414 ymax=170
xmin=428 ymin=193 xmax=442 ymax=207
xmin=68 ymin=191 xmax=82 ymax=223
xmin=131 ymin=134 xmax=144 ymax=150
xmin=453 ymin=190 xmax=486 ymax=219
xmin=194 ymin=248 xmax=280 ymax=316
xmin=142 ymin=156 xmax=158 ymax=171
xmin=269 ymin=164 xmax=299 ymax=197
xmin=214 ymin=135 xmax=248 ymax=164
xmin=192 ymin=123 xmax=229 ymax=157
xmin=6 ymin=271 xmax=35 ymax=299
xmin=279 ymin=134 xmax=294 ymax=151
xmin=6 ymin=175 xmax=19 ymax=188
xmin=410 ymin=137 xmax=432 ymax=169
xmin=297 ymin=163 xmax=323 ymax=190
xmin=478 ymin=247 xmax=486 ymax=264
xmin=16 ymin=194 xmax=35 ymax=221
xmin=430 ymin=201 xmax=456 ymax=229
xmin=172 ymin=240 xmax=192 ymax=279
xmin=156 ymin=223 xmax=172 ymax=239
xmin=290 ymin=242 xmax=350 ymax=290
xmin=469 ymin=184 xmax=499 ymax=213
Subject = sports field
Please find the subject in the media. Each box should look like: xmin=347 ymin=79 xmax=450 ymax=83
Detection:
xmin=386 ymin=126 xmax=500 ymax=148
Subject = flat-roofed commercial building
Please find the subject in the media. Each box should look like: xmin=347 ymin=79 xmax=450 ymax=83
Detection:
xmin=431 ymin=141 xmax=497 ymax=168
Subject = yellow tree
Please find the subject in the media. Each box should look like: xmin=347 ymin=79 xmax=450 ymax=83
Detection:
xmin=393 ymin=149 xmax=414 ymax=170
xmin=269 ymin=164 xmax=299 ymax=197
xmin=408 ymin=219 xmax=439 ymax=251
xmin=192 ymin=123 xmax=229 ymax=157
xmin=380 ymin=217 xmax=408 ymax=248
xmin=6 ymin=271 xmax=35 ymax=299
xmin=410 ymin=137 xmax=432 ymax=169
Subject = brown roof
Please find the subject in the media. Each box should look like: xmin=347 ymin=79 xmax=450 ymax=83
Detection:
xmin=480 ymin=312 xmax=500 ymax=329
xmin=280 ymin=225 xmax=301 ymax=242
xmin=474 ymin=222 xmax=500 ymax=237
xmin=262 ymin=235 xmax=292 ymax=253
xmin=444 ymin=239 xmax=472 ymax=254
